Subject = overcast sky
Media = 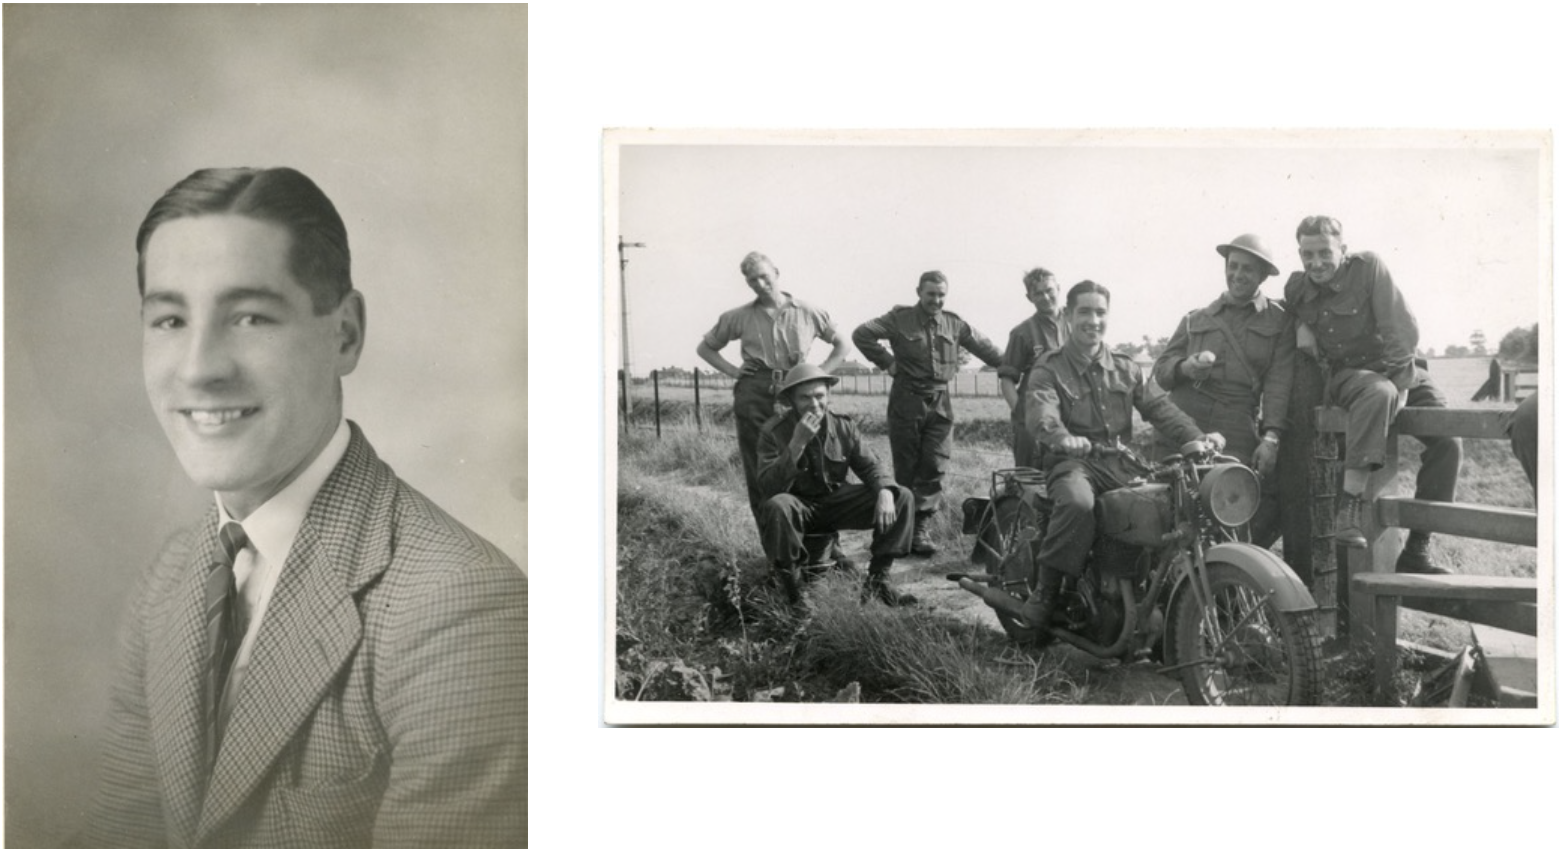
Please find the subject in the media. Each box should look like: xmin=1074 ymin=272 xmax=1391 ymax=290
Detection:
xmin=612 ymin=131 xmax=1544 ymax=373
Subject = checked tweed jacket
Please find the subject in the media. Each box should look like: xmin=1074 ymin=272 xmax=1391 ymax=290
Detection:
xmin=83 ymin=422 xmax=527 ymax=847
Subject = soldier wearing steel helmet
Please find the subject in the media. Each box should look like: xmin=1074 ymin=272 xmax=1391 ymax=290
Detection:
xmin=754 ymin=364 xmax=917 ymax=607
xmin=1152 ymin=233 xmax=1296 ymax=546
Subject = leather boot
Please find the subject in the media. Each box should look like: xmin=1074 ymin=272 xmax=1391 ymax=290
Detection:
xmin=861 ymin=556 xmax=916 ymax=606
xmin=911 ymin=514 xmax=939 ymax=556
xmin=1018 ymin=566 xmax=1062 ymax=629
xmin=1334 ymin=493 xmax=1368 ymax=548
xmin=1395 ymin=533 xmax=1451 ymax=575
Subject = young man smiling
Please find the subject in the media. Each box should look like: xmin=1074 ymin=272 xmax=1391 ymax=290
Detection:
xmin=84 ymin=167 xmax=526 ymax=847
xmin=1282 ymin=215 xmax=1460 ymax=573
xmin=1018 ymin=280 xmax=1221 ymax=630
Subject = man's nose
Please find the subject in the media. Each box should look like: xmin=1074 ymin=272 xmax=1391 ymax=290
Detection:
xmin=177 ymin=324 xmax=238 ymax=386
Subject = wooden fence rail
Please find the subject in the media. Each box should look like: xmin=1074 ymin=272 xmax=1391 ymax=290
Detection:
xmin=1307 ymin=403 xmax=1539 ymax=703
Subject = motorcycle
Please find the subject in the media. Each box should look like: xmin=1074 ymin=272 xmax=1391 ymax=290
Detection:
xmin=947 ymin=439 xmax=1323 ymax=706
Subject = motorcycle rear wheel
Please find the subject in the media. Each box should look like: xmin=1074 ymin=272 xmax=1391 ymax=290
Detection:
xmin=1171 ymin=561 xmax=1322 ymax=706
xmin=977 ymin=495 xmax=1049 ymax=646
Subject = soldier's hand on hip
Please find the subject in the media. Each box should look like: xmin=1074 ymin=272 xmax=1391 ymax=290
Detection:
xmin=886 ymin=363 xmax=897 ymax=377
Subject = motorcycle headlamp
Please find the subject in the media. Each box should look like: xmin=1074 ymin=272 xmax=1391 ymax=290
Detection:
xmin=1198 ymin=463 xmax=1260 ymax=527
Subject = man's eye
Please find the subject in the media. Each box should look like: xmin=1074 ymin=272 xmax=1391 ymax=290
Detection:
xmin=148 ymin=315 xmax=184 ymax=330
xmin=235 ymin=314 xmax=273 ymax=327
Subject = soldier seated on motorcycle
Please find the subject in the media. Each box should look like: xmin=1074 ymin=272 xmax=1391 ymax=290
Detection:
xmin=1019 ymin=280 xmax=1224 ymax=628
xmin=755 ymin=363 xmax=918 ymax=607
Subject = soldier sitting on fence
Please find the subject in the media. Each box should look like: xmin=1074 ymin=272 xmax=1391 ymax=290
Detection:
xmin=754 ymin=364 xmax=916 ymax=607
xmin=1283 ymin=215 xmax=1461 ymax=574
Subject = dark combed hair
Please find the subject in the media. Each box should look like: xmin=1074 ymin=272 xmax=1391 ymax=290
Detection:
xmin=135 ymin=167 xmax=352 ymax=313
xmin=1066 ymin=279 xmax=1110 ymax=308
xmin=918 ymin=270 xmax=948 ymax=288
xmin=1295 ymin=215 xmax=1343 ymax=241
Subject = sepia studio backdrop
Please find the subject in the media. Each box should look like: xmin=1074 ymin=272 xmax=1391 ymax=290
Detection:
xmin=3 ymin=6 xmax=527 ymax=844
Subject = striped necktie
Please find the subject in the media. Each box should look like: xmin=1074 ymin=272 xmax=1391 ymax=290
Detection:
xmin=205 ymin=521 xmax=248 ymax=764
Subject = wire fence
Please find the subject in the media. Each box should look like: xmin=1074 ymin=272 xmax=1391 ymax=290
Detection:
xmin=642 ymin=368 xmax=1012 ymax=397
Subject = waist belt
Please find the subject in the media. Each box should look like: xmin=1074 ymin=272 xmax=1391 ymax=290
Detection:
xmin=739 ymin=368 xmax=788 ymax=397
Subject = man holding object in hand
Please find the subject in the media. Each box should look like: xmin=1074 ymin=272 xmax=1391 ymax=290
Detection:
xmin=754 ymin=364 xmax=916 ymax=607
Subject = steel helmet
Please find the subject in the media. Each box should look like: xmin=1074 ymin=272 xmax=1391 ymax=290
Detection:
xmin=1216 ymin=233 xmax=1279 ymax=277
xmin=776 ymin=363 xmax=839 ymax=396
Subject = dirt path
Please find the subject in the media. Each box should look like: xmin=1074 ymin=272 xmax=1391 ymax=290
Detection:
xmin=830 ymin=530 xmax=1190 ymax=705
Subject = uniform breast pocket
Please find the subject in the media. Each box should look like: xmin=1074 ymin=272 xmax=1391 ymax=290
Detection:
xmin=1187 ymin=316 xmax=1223 ymax=355
xmin=822 ymin=443 xmax=850 ymax=484
xmin=1245 ymin=323 xmax=1281 ymax=373
xmin=933 ymin=330 xmax=958 ymax=363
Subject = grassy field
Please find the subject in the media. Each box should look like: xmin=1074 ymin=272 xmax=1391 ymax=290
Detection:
xmin=614 ymin=367 xmax=1537 ymax=706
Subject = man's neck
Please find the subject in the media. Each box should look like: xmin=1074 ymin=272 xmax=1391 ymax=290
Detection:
xmin=757 ymin=291 xmax=790 ymax=310
xmin=1068 ymin=338 xmax=1103 ymax=360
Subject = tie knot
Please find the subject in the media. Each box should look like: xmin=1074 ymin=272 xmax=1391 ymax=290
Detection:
xmin=219 ymin=522 xmax=249 ymax=564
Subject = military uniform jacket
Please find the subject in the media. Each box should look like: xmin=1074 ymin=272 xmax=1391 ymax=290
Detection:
xmin=1024 ymin=345 xmax=1203 ymax=459
xmin=852 ymin=305 xmax=1003 ymax=392
xmin=1282 ymin=251 xmax=1420 ymax=390
xmin=83 ymin=422 xmax=527 ymax=847
xmin=755 ymin=410 xmax=890 ymax=501
xmin=1152 ymin=292 xmax=1296 ymax=434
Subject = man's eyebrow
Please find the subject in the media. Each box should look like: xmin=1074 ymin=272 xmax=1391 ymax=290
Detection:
xmin=140 ymin=287 xmax=293 ymax=309
xmin=215 ymin=287 xmax=292 ymax=307
xmin=141 ymin=290 xmax=185 ymax=309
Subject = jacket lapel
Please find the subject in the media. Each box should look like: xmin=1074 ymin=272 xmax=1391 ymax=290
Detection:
xmin=194 ymin=423 xmax=398 ymax=840
xmin=145 ymin=511 xmax=222 ymax=847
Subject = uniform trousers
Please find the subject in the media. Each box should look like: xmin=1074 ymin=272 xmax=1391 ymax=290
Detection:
xmin=887 ymin=382 xmax=954 ymax=516
xmin=757 ymin=484 xmax=914 ymax=567
xmin=1328 ymin=366 xmax=1461 ymax=504
xmin=1038 ymin=458 xmax=1135 ymax=577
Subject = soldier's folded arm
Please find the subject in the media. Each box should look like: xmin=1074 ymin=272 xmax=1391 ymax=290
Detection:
xmin=850 ymin=314 xmax=896 ymax=372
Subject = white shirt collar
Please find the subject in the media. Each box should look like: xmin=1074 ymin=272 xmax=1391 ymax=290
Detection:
xmin=216 ymin=419 xmax=351 ymax=568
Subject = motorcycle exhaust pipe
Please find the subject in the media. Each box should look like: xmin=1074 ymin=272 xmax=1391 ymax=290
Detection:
xmin=1048 ymin=579 xmax=1138 ymax=659
xmin=955 ymin=577 xmax=1029 ymax=621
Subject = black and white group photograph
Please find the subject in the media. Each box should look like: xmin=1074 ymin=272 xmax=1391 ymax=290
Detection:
xmin=604 ymin=129 xmax=1550 ymax=725
xmin=4 ymin=6 xmax=526 ymax=846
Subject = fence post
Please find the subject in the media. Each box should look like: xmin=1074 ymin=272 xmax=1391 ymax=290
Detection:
xmin=652 ymin=369 xmax=662 ymax=439
xmin=693 ymin=367 xmax=703 ymax=431
xmin=1283 ymin=355 xmax=1339 ymax=638
xmin=1348 ymin=426 xmax=1401 ymax=648
xmin=619 ymin=369 xmax=629 ymax=433
xmin=1307 ymin=412 xmax=1341 ymax=640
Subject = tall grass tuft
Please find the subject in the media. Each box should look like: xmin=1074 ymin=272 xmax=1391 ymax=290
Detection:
xmin=794 ymin=575 xmax=1076 ymax=704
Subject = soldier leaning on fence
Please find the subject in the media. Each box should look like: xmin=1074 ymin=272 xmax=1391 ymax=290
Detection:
xmin=852 ymin=270 xmax=1005 ymax=556
xmin=998 ymin=267 xmax=1067 ymax=468
xmin=1018 ymin=280 xmax=1220 ymax=629
xmin=1152 ymin=233 xmax=1294 ymax=547
xmin=696 ymin=252 xmax=848 ymax=543
xmin=1282 ymin=215 xmax=1461 ymax=574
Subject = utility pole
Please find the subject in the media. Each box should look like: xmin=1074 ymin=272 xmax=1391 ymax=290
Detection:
xmin=618 ymin=237 xmax=645 ymax=415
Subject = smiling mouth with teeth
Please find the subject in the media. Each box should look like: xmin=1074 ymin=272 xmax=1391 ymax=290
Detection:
xmin=185 ymin=408 xmax=258 ymax=426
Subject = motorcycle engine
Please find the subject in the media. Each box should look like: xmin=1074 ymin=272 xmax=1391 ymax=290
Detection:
xmin=1091 ymin=535 xmax=1147 ymax=580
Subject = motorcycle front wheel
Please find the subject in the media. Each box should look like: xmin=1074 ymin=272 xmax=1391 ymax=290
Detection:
xmin=1170 ymin=561 xmax=1322 ymax=706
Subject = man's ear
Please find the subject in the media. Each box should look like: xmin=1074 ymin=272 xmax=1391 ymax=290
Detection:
xmin=335 ymin=290 xmax=366 ymax=375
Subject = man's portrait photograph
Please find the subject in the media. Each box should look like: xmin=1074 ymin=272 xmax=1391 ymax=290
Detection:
xmin=3 ymin=6 xmax=527 ymax=846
